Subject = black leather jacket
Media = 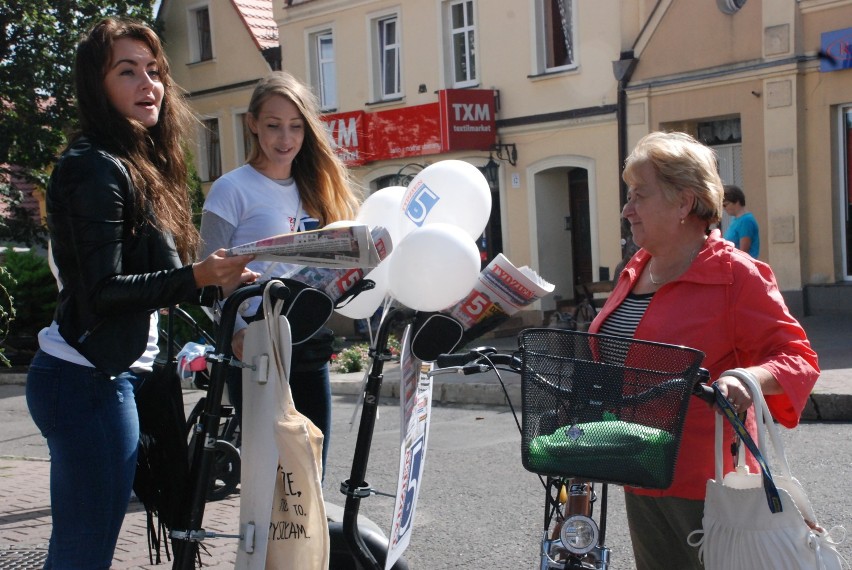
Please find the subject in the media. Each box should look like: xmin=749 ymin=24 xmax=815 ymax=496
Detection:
xmin=47 ymin=137 xmax=204 ymax=376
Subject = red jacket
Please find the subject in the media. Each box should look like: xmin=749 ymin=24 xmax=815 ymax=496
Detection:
xmin=589 ymin=230 xmax=819 ymax=499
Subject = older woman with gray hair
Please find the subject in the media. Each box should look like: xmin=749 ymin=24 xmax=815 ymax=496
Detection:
xmin=588 ymin=131 xmax=818 ymax=569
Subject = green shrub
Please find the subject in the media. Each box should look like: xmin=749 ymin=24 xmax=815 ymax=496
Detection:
xmin=0 ymin=249 xmax=56 ymax=365
xmin=334 ymin=343 xmax=370 ymax=373
xmin=0 ymin=249 xmax=56 ymax=345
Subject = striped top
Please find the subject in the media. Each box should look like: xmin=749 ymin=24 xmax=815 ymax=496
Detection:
xmin=598 ymin=292 xmax=654 ymax=339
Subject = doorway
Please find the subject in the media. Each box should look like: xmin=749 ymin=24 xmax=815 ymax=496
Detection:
xmin=534 ymin=165 xmax=592 ymax=311
xmin=842 ymin=106 xmax=852 ymax=280
xmin=569 ymin=169 xmax=593 ymax=296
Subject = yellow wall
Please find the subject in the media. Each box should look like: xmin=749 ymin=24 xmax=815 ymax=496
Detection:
xmin=160 ymin=0 xmax=273 ymax=189
xmin=159 ymin=0 xmax=852 ymax=321
xmin=626 ymin=0 xmax=852 ymax=295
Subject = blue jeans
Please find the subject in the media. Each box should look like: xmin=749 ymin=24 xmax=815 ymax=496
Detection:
xmin=26 ymin=350 xmax=146 ymax=570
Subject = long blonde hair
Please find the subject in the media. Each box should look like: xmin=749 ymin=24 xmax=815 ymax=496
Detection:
xmin=246 ymin=72 xmax=360 ymax=224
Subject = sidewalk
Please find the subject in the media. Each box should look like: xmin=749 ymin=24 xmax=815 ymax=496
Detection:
xmin=1 ymin=314 xmax=849 ymax=416
xmin=330 ymin=313 xmax=852 ymax=421
xmin=1 ymin=314 xmax=850 ymax=567
xmin=0 ymin=457 xmax=240 ymax=569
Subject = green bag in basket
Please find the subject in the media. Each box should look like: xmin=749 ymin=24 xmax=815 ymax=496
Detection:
xmin=528 ymin=415 xmax=676 ymax=488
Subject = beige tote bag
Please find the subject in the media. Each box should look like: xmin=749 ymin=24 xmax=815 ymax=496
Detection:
xmin=238 ymin=284 xmax=329 ymax=569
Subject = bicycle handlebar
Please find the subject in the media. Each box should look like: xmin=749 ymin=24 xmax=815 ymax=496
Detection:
xmin=436 ymin=347 xmax=717 ymax=404
xmin=435 ymin=346 xmax=497 ymax=367
xmin=692 ymin=369 xmax=715 ymax=403
xmin=433 ymin=349 xmax=521 ymax=374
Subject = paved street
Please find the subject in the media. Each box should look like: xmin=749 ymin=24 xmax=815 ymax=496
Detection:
xmin=2 ymin=394 xmax=851 ymax=569
xmin=1 ymin=314 xmax=851 ymax=568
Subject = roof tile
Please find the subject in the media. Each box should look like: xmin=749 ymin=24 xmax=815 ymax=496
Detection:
xmin=232 ymin=0 xmax=278 ymax=50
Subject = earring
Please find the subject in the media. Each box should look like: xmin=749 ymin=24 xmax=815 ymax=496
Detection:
xmin=680 ymin=218 xmax=685 ymax=225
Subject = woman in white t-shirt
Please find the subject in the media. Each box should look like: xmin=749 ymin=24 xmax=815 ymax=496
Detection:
xmin=200 ymin=72 xmax=360 ymax=472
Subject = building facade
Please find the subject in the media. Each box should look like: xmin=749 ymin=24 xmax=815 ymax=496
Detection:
xmin=624 ymin=0 xmax=852 ymax=315
xmin=159 ymin=0 xmax=852 ymax=325
xmin=157 ymin=0 xmax=280 ymax=193
xmin=270 ymin=0 xmax=645 ymax=327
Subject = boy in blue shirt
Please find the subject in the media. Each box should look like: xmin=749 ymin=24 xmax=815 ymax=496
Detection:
xmin=723 ymin=185 xmax=760 ymax=258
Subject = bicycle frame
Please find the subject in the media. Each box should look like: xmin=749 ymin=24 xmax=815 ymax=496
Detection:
xmin=337 ymin=305 xmax=413 ymax=570
xmin=170 ymin=281 xmax=410 ymax=569
xmin=435 ymin=330 xmax=714 ymax=570
xmin=171 ymin=281 xmax=285 ymax=569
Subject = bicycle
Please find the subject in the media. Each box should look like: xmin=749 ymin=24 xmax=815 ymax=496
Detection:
xmin=433 ymin=328 xmax=715 ymax=570
xmin=546 ymin=285 xmax=598 ymax=332
xmin=157 ymin=305 xmax=242 ymax=502
xmin=168 ymin=279 xmax=413 ymax=570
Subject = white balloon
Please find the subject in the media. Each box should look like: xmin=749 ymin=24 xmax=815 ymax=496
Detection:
xmin=334 ymin=261 xmax=390 ymax=320
xmin=387 ymin=223 xmax=481 ymax=312
xmin=399 ymin=160 xmax=492 ymax=239
xmin=356 ymin=186 xmax=406 ymax=246
xmin=323 ymin=219 xmax=359 ymax=229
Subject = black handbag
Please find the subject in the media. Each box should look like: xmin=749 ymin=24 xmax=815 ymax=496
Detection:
xmin=133 ymin=307 xmax=190 ymax=564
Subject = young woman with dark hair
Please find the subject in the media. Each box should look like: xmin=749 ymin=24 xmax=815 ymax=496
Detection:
xmin=26 ymin=18 xmax=258 ymax=568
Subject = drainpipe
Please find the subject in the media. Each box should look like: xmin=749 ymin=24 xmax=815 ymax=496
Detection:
xmin=612 ymin=50 xmax=638 ymax=264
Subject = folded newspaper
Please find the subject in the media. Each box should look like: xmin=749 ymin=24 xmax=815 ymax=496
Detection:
xmin=227 ymin=225 xmax=392 ymax=302
xmin=227 ymin=224 xmax=389 ymax=268
xmin=442 ymin=253 xmax=554 ymax=342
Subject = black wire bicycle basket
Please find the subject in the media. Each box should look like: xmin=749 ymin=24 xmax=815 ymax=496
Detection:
xmin=519 ymin=328 xmax=705 ymax=489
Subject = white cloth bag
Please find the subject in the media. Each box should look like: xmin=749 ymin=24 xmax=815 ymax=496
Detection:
xmin=236 ymin=285 xmax=329 ymax=569
xmin=689 ymin=368 xmax=847 ymax=570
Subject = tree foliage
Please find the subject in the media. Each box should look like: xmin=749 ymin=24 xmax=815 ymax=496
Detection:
xmin=0 ymin=0 xmax=155 ymax=243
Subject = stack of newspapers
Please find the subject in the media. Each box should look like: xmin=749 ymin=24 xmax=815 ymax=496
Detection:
xmin=227 ymin=225 xmax=554 ymax=343
xmin=227 ymin=224 xmax=391 ymax=303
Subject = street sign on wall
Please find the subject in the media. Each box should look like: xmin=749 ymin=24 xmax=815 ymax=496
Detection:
xmin=820 ymin=28 xmax=852 ymax=72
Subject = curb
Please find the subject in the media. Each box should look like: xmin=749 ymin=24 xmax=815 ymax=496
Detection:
xmin=3 ymin=369 xmax=850 ymax=421
xmin=803 ymin=393 xmax=852 ymax=422
xmin=330 ymin=376 xmax=521 ymax=408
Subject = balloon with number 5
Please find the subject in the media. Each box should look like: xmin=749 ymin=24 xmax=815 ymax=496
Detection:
xmin=387 ymin=223 xmax=481 ymax=312
xmin=334 ymin=260 xmax=390 ymax=320
xmin=399 ymin=160 xmax=491 ymax=239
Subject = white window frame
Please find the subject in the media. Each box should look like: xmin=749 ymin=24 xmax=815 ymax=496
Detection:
xmin=368 ymin=9 xmax=402 ymax=101
xmin=307 ymin=26 xmax=337 ymax=111
xmin=839 ymin=105 xmax=852 ymax=280
xmin=187 ymin=3 xmax=214 ymax=63
xmin=532 ymin=0 xmax=577 ymax=74
xmin=199 ymin=117 xmax=221 ymax=182
xmin=233 ymin=109 xmax=251 ymax=165
xmin=444 ymin=0 xmax=478 ymax=88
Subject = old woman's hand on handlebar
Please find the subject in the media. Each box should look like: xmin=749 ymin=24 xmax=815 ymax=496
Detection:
xmin=192 ymin=248 xmax=259 ymax=296
xmin=714 ymin=374 xmax=752 ymax=414
xmin=714 ymin=366 xmax=783 ymax=415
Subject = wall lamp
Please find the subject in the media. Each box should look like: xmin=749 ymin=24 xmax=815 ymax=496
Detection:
xmin=393 ymin=162 xmax=427 ymax=186
xmin=490 ymin=141 xmax=518 ymax=166
xmin=482 ymin=141 xmax=517 ymax=188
